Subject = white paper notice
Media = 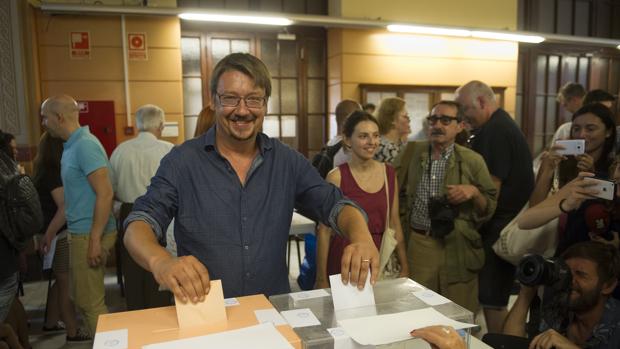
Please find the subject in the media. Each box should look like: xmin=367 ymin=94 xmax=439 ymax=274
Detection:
xmin=142 ymin=323 xmax=293 ymax=349
xmin=289 ymin=289 xmax=329 ymax=302
xmin=93 ymin=329 xmax=128 ymax=349
xmin=42 ymin=235 xmax=58 ymax=270
xmin=255 ymin=309 xmax=287 ymax=326
xmin=224 ymin=298 xmax=240 ymax=307
xmin=413 ymin=289 xmax=451 ymax=306
xmin=338 ymin=308 xmax=476 ymax=346
xmin=329 ymin=273 xmax=375 ymax=311
xmin=280 ymin=308 xmax=321 ymax=328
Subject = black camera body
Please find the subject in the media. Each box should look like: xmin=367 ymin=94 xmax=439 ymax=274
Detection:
xmin=516 ymin=254 xmax=572 ymax=337
xmin=428 ymin=195 xmax=457 ymax=239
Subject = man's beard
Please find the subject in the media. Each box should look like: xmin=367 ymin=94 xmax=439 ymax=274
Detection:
xmin=568 ymin=283 xmax=601 ymax=312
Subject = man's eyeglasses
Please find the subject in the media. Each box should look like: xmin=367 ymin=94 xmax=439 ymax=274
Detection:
xmin=426 ymin=114 xmax=460 ymax=126
xmin=217 ymin=94 xmax=266 ymax=109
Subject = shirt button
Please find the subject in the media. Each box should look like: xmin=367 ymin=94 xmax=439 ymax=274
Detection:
xmin=242 ymin=217 xmax=247 ymax=221
xmin=244 ymin=245 xmax=249 ymax=250
xmin=432 ymin=175 xmax=436 ymax=180
xmin=246 ymin=272 xmax=250 ymax=277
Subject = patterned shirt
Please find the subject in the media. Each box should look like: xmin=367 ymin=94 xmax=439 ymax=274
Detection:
xmin=374 ymin=136 xmax=405 ymax=163
xmin=409 ymin=144 xmax=455 ymax=231
xmin=540 ymin=297 xmax=620 ymax=349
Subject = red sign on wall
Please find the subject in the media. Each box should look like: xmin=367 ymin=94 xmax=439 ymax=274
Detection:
xmin=70 ymin=31 xmax=90 ymax=59
xmin=128 ymin=32 xmax=148 ymax=61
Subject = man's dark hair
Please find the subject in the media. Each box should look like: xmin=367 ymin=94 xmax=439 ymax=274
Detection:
xmin=335 ymin=100 xmax=362 ymax=131
xmin=561 ymin=241 xmax=620 ymax=286
xmin=0 ymin=130 xmax=15 ymax=160
xmin=583 ymin=89 xmax=615 ymax=106
xmin=362 ymin=103 xmax=376 ymax=112
xmin=557 ymin=82 xmax=586 ymax=101
xmin=342 ymin=110 xmax=378 ymax=138
xmin=210 ymin=53 xmax=272 ymax=100
xmin=431 ymin=100 xmax=466 ymax=121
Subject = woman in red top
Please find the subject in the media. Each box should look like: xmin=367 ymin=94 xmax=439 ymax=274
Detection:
xmin=315 ymin=111 xmax=408 ymax=289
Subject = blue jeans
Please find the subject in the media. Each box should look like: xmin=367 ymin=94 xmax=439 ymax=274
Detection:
xmin=0 ymin=272 xmax=17 ymax=322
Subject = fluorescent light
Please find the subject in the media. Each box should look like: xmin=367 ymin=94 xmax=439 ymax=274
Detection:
xmin=179 ymin=13 xmax=292 ymax=26
xmin=472 ymin=31 xmax=545 ymax=43
xmin=387 ymin=24 xmax=471 ymax=37
xmin=617 ymin=44 xmax=620 ymax=50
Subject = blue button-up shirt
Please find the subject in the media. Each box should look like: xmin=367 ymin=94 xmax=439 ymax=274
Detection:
xmin=126 ymin=127 xmax=360 ymax=298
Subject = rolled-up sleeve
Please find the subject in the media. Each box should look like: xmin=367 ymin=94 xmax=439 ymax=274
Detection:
xmin=123 ymin=150 xmax=180 ymax=241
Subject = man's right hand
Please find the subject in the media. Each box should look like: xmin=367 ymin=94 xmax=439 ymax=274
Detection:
xmin=151 ymin=255 xmax=211 ymax=304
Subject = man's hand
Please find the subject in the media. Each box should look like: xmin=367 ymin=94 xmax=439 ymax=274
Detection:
xmin=590 ymin=231 xmax=620 ymax=249
xmin=87 ymin=238 xmax=103 ymax=267
xmin=151 ymin=255 xmax=211 ymax=304
xmin=40 ymin=232 xmax=55 ymax=255
xmin=340 ymin=240 xmax=379 ymax=290
xmin=529 ymin=329 xmax=579 ymax=349
xmin=446 ymin=184 xmax=479 ymax=205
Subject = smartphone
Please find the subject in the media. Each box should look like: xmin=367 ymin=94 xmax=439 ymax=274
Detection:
xmin=555 ymin=139 xmax=585 ymax=156
xmin=583 ymin=177 xmax=615 ymax=201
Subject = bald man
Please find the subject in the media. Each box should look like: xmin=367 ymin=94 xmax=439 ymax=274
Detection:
xmin=455 ymin=81 xmax=534 ymax=333
xmin=40 ymin=95 xmax=116 ymax=336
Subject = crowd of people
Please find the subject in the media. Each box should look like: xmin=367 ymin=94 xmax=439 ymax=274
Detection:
xmin=1 ymin=52 xmax=619 ymax=349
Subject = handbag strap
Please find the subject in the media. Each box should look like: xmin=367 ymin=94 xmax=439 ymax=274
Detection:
xmin=384 ymin=163 xmax=391 ymax=231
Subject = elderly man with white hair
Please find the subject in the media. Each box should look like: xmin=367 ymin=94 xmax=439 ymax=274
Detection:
xmin=110 ymin=104 xmax=174 ymax=310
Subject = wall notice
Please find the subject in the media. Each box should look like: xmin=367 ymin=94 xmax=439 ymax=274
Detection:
xmin=128 ymin=33 xmax=148 ymax=61
xmin=70 ymin=31 xmax=90 ymax=59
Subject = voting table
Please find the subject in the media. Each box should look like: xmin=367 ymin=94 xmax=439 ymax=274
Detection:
xmin=270 ymin=278 xmax=476 ymax=348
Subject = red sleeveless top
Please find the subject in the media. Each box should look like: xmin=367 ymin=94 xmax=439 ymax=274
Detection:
xmin=326 ymin=163 xmax=396 ymax=276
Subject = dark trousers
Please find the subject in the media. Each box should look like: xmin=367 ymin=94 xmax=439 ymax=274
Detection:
xmin=118 ymin=203 xmax=172 ymax=311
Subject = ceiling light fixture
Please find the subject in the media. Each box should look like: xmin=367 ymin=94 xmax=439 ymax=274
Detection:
xmin=178 ymin=13 xmax=293 ymax=26
xmin=387 ymin=24 xmax=470 ymax=37
xmin=471 ymin=31 xmax=545 ymax=43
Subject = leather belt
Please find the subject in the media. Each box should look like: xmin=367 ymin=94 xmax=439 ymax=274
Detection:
xmin=411 ymin=228 xmax=431 ymax=236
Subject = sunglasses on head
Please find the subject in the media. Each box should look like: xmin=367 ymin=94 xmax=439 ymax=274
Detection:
xmin=426 ymin=114 xmax=460 ymax=125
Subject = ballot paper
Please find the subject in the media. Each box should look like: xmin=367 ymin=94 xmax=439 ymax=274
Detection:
xmin=338 ymin=307 xmax=476 ymax=346
xmin=329 ymin=273 xmax=375 ymax=310
xmin=174 ymin=279 xmax=227 ymax=329
xmin=255 ymin=308 xmax=287 ymax=326
xmin=412 ymin=289 xmax=451 ymax=306
xmin=42 ymin=235 xmax=58 ymax=271
xmin=289 ymin=289 xmax=329 ymax=302
xmin=142 ymin=323 xmax=293 ymax=349
xmin=224 ymin=297 xmax=240 ymax=306
xmin=93 ymin=329 xmax=128 ymax=349
xmin=327 ymin=327 xmax=375 ymax=349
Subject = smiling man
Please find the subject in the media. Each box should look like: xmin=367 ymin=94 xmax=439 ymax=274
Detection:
xmin=123 ymin=53 xmax=379 ymax=301
xmin=392 ymin=101 xmax=497 ymax=313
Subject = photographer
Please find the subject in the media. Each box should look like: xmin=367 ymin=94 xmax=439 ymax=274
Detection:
xmin=503 ymin=241 xmax=620 ymax=349
xmin=393 ymin=101 xmax=497 ymax=313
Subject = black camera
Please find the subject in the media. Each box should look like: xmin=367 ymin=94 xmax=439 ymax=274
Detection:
xmin=516 ymin=254 xmax=572 ymax=337
xmin=428 ymin=195 xmax=457 ymax=239
xmin=517 ymin=254 xmax=571 ymax=289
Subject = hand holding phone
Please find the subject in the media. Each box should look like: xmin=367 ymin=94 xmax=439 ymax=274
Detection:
xmin=583 ymin=177 xmax=615 ymax=200
xmin=554 ymin=139 xmax=585 ymax=156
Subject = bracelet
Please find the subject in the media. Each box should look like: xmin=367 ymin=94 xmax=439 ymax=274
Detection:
xmin=559 ymin=199 xmax=571 ymax=213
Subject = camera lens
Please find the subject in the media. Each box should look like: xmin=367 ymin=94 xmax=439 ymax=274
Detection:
xmin=517 ymin=255 xmax=547 ymax=286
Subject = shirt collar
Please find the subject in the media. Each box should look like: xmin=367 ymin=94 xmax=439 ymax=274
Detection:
xmin=203 ymin=125 xmax=273 ymax=155
xmin=64 ymin=126 xmax=89 ymax=149
xmin=429 ymin=142 xmax=455 ymax=160
xmin=137 ymin=131 xmax=157 ymax=141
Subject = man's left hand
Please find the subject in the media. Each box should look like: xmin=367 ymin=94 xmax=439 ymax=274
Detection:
xmin=529 ymin=329 xmax=579 ymax=349
xmin=88 ymin=238 xmax=103 ymax=267
xmin=340 ymin=240 xmax=379 ymax=290
xmin=446 ymin=185 xmax=479 ymax=205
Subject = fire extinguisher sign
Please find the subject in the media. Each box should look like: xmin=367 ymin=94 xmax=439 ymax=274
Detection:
xmin=70 ymin=31 xmax=90 ymax=60
xmin=128 ymin=33 xmax=148 ymax=61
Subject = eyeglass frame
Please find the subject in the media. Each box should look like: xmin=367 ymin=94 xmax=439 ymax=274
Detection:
xmin=216 ymin=93 xmax=267 ymax=109
xmin=426 ymin=114 xmax=461 ymax=126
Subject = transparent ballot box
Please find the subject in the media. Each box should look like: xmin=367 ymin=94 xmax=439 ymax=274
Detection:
xmin=269 ymin=278 xmax=475 ymax=349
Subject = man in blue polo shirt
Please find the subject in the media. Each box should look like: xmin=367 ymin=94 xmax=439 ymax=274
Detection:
xmin=41 ymin=95 xmax=116 ymax=336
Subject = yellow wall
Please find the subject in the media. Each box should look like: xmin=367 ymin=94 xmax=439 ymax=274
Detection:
xmin=35 ymin=10 xmax=184 ymax=145
xmin=336 ymin=0 xmax=517 ymax=31
xmin=328 ymin=28 xmax=519 ymax=133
